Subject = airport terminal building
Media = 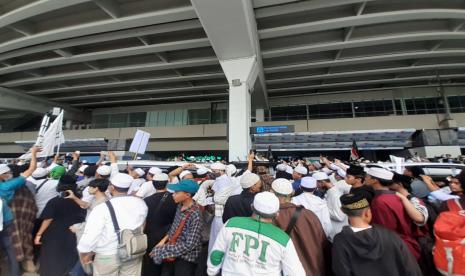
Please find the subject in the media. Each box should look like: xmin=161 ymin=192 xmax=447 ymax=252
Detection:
xmin=1 ymin=0 xmax=465 ymax=161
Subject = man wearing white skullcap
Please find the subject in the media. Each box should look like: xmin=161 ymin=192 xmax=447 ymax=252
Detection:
xmin=222 ymin=173 xmax=262 ymax=223
xmin=96 ymin=165 xmax=111 ymax=179
xmin=78 ymin=173 xmax=148 ymax=274
xmin=271 ymin=178 xmax=330 ymax=276
xmin=313 ymin=172 xmax=349 ymax=239
xmin=207 ymin=191 xmax=305 ymax=276
xmin=364 ymin=167 xmax=420 ymax=259
xmin=128 ymin=167 xmax=146 ymax=195
xmin=208 ymin=161 xmax=236 ymax=254
xmin=27 ymin=167 xmax=59 ymax=219
xmin=292 ymin=165 xmax=308 ymax=196
xmin=292 ymin=177 xmax=333 ymax=238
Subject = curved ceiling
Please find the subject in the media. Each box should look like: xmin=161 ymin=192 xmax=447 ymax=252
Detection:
xmin=1 ymin=0 xmax=465 ymax=112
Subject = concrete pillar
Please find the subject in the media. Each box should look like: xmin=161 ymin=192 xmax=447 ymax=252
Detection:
xmin=220 ymin=57 xmax=257 ymax=162
xmin=256 ymin=108 xmax=265 ymax=122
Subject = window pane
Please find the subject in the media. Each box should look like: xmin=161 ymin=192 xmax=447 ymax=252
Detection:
xmin=354 ymin=100 xmax=394 ymax=117
xmin=157 ymin=110 xmax=167 ymax=127
xmin=308 ymin=102 xmax=352 ymax=119
xmin=270 ymin=105 xmax=307 ymax=121
xmin=128 ymin=112 xmax=146 ymax=127
xmin=165 ymin=110 xmax=175 ymax=126
xmin=188 ymin=109 xmax=210 ymax=125
xmin=92 ymin=114 xmax=109 ymax=128
xmin=109 ymin=114 xmax=127 ymax=128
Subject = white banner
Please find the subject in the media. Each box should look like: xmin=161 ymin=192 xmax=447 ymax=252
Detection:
xmin=129 ymin=129 xmax=150 ymax=154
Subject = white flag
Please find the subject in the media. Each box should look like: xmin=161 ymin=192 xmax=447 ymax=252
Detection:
xmin=39 ymin=110 xmax=65 ymax=158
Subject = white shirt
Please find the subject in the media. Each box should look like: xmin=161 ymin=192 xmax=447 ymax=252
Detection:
xmin=292 ymin=193 xmax=333 ymax=238
xmin=26 ymin=177 xmax=58 ymax=218
xmin=325 ymin=187 xmax=348 ymax=239
xmin=207 ymin=217 xmax=305 ymax=276
xmin=135 ymin=181 xmax=156 ymax=198
xmin=128 ymin=178 xmax=146 ymax=194
xmin=77 ymin=196 xmax=148 ymax=255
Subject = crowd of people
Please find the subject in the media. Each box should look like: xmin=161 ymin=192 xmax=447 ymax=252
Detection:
xmin=0 ymin=148 xmax=464 ymax=276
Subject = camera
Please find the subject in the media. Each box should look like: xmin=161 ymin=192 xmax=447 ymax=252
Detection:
xmin=59 ymin=191 xmax=70 ymax=198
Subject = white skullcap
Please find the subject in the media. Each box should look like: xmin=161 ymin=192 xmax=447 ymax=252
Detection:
xmin=313 ymin=172 xmax=329 ymax=181
xmin=366 ymin=167 xmax=393 ymax=181
xmin=96 ymin=165 xmax=111 ymax=176
xmin=271 ymin=178 xmax=293 ymax=195
xmin=312 ymin=162 xmax=322 ymax=169
xmin=0 ymin=164 xmax=11 ymax=175
xmin=253 ymin=191 xmax=280 ymax=215
xmin=196 ymin=166 xmax=210 ymax=175
xmin=301 ymin=176 xmax=317 ymax=189
xmin=134 ymin=168 xmax=145 ymax=177
xmin=78 ymin=165 xmax=88 ymax=173
xmin=285 ymin=166 xmax=294 ymax=175
xmin=153 ymin=173 xmax=169 ymax=182
xmin=240 ymin=173 xmax=260 ymax=189
xmin=322 ymin=167 xmax=332 ymax=174
xmin=180 ymin=170 xmax=193 ymax=179
xmin=32 ymin=168 xmax=47 ymax=178
xmin=337 ymin=169 xmax=346 ymax=178
xmin=210 ymin=162 xmax=226 ymax=171
xmin=148 ymin=167 xmax=162 ymax=175
xmin=110 ymin=173 xmax=133 ymax=189
xmin=276 ymin=164 xmax=287 ymax=172
xmin=294 ymin=165 xmax=308 ymax=175
xmin=226 ymin=164 xmax=237 ymax=176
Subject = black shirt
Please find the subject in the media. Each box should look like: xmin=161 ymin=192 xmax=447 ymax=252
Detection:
xmin=222 ymin=190 xmax=256 ymax=223
xmin=144 ymin=191 xmax=178 ymax=247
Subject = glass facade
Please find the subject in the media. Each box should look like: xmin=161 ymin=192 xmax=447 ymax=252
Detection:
xmin=90 ymin=95 xmax=465 ymax=128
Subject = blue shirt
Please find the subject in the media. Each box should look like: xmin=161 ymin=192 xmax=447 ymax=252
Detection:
xmin=0 ymin=176 xmax=26 ymax=223
xmin=292 ymin=179 xmax=301 ymax=191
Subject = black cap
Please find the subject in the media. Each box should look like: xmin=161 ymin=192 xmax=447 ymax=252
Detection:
xmin=346 ymin=165 xmax=365 ymax=177
xmin=340 ymin=193 xmax=369 ymax=210
xmin=58 ymin=175 xmax=76 ymax=186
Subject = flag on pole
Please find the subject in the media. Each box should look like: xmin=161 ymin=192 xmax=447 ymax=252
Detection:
xmin=39 ymin=110 xmax=65 ymax=158
xmin=350 ymin=140 xmax=360 ymax=161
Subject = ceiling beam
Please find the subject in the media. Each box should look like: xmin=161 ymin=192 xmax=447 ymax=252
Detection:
xmin=51 ymin=84 xmax=229 ymax=101
xmin=0 ymin=87 xmax=89 ymax=122
xmin=267 ymin=61 xmax=465 ymax=85
xmin=265 ymin=49 xmax=465 ymax=73
xmin=268 ymin=73 xmax=465 ymax=93
xmin=253 ymin=0 xmax=300 ymax=9
xmin=0 ymin=6 xmax=198 ymax=54
xmin=2 ymin=57 xmax=219 ymax=87
xmin=270 ymin=83 xmax=465 ymax=99
xmin=0 ymin=19 xmax=202 ymax=62
xmin=71 ymin=92 xmax=228 ymax=107
xmin=93 ymin=0 xmax=121 ymax=19
xmin=262 ymin=32 xmax=465 ymax=59
xmin=27 ymin=72 xmax=225 ymax=95
xmin=259 ymin=9 xmax=465 ymax=39
xmin=0 ymin=0 xmax=91 ymax=30
xmin=0 ymin=38 xmax=211 ymax=76
xmin=255 ymin=0 xmax=372 ymax=18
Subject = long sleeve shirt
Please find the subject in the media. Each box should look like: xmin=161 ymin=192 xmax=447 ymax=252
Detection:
xmin=151 ymin=204 xmax=203 ymax=264
xmin=77 ymin=196 xmax=148 ymax=255
xmin=325 ymin=186 xmax=348 ymax=239
xmin=0 ymin=176 xmax=26 ymax=223
xmin=207 ymin=216 xmax=305 ymax=276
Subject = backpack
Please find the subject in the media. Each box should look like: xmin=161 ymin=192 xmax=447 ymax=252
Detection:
xmin=106 ymin=201 xmax=147 ymax=262
xmin=433 ymin=199 xmax=465 ymax=276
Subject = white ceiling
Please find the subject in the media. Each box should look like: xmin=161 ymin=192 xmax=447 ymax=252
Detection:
xmin=1 ymin=0 xmax=465 ymax=111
